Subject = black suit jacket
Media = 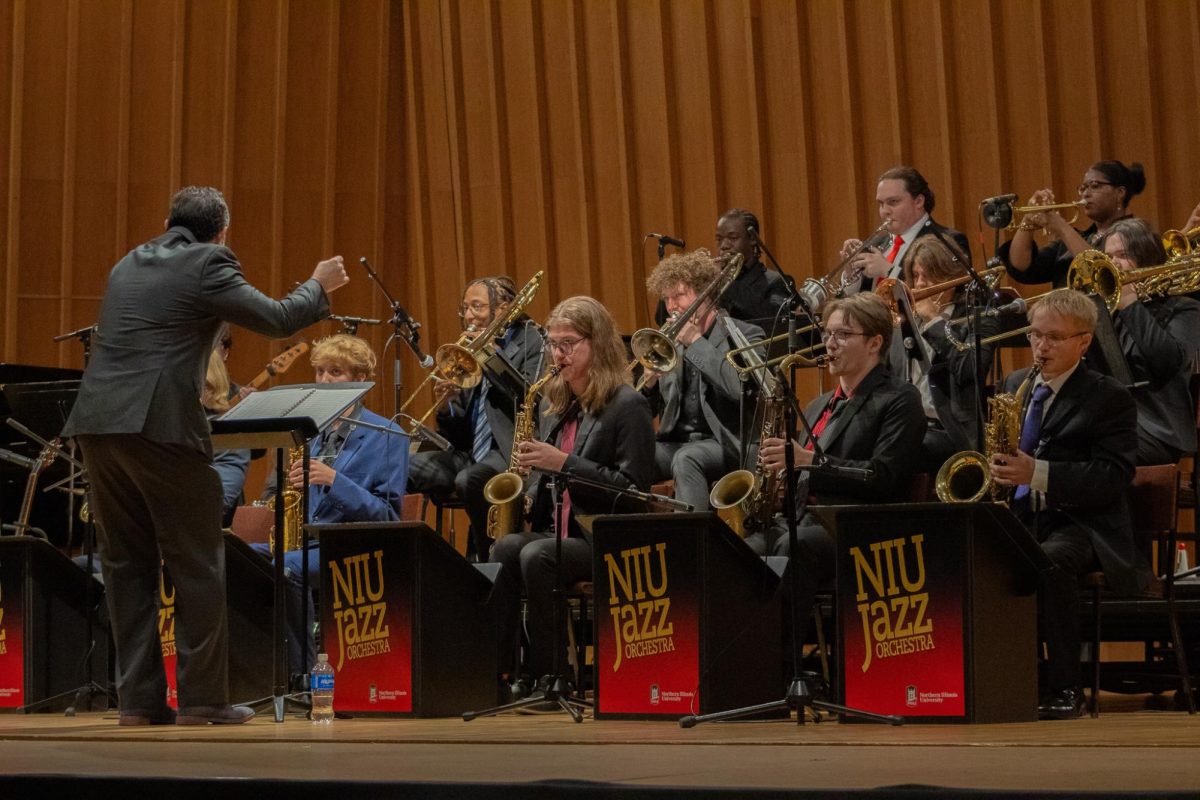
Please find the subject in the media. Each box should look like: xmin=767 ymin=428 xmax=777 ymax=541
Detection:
xmin=799 ymin=363 xmax=925 ymax=507
xmin=435 ymin=320 xmax=546 ymax=457
xmin=527 ymin=384 xmax=656 ymax=541
xmin=62 ymin=226 xmax=330 ymax=455
xmin=1003 ymin=365 xmax=1153 ymax=594
xmin=923 ymin=295 xmax=1002 ymax=452
xmin=1117 ymin=296 xmax=1200 ymax=455
xmin=856 ymin=218 xmax=971 ymax=293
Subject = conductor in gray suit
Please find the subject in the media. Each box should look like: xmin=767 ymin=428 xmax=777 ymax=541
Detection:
xmin=62 ymin=186 xmax=348 ymax=726
xmin=642 ymin=249 xmax=764 ymax=511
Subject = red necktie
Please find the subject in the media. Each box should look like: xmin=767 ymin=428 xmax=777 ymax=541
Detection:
xmin=885 ymin=235 xmax=904 ymax=263
xmin=805 ymin=388 xmax=847 ymax=450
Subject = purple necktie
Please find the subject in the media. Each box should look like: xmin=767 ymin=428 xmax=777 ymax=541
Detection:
xmin=1013 ymin=383 xmax=1052 ymax=502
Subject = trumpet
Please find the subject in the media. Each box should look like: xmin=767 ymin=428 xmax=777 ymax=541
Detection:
xmin=1008 ymin=200 xmax=1086 ymax=231
xmin=1163 ymin=226 xmax=1200 ymax=259
xmin=796 ymin=221 xmax=892 ymax=311
xmin=398 ymin=270 xmax=544 ymax=429
xmin=630 ymin=253 xmax=743 ymax=378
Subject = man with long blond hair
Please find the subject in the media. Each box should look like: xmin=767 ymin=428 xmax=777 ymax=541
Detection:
xmin=490 ymin=296 xmax=655 ymax=689
xmin=643 ymin=248 xmax=765 ymax=511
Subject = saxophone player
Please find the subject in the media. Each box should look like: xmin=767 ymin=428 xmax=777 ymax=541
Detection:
xmin=490 ymin=296 xmax=655 ymax=688
xmin=642 ymin=249 xmax=765 ymax=511
xmin=254 ymin=334 xmax=410 ymax=585
xmin=407 ymin=276 xmax=546 ymax=562
xmin=988 ymin=289 xmax=1151 ymax=719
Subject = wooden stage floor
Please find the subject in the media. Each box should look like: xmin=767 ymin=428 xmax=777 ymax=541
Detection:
xmin=2 ymin=695 xmax=1199 ymax=796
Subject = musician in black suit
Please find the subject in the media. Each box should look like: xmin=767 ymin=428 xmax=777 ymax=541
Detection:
xmin=990 ymin=289 xmax=1153 ymax=719
xmin=753 ymin=293 xmax=925 ymax=646
xmin=490 ymin=296 xmax=655 ymax=684
xmin=899 ymin=237 xmax=1001 ymax=469
xmin=62 ymin=186 xmax=346 ymax=726
xmin=642 ymin=249 xmax=765 ymax=510
xmin=1001 ymin=160 xmax=1145 ymax=288
xmin=406 ymin=276 xmax=546 ymax=561
xmin=1098 ymin=218 xmax=1200 ymax=465
xmin=842 ymin=166 xmax=971 ymax=291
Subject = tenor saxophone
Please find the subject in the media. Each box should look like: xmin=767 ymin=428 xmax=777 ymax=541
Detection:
xmin=935 ymin=362 xmax=1042 ymax=503
xmin=482 ymin=365 xmax=561 ymax=540
xmin=267 ymin=445 xmax=306 ymax=552
xmin=710 ymin=393 xmax=784 ymax=537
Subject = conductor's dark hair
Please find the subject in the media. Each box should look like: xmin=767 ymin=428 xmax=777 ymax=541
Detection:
xmin=168 ymin=186 xmax=230 ymax=243
xmin=878 ymin=166 xmax=935 ymax=214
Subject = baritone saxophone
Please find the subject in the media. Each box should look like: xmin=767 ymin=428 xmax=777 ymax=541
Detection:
xmin=483 ymin=365 xmax=561 ymax=539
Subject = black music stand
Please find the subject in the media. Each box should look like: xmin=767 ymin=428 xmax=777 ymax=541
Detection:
xmin=211 ymin=381 xmax=370 ymax=722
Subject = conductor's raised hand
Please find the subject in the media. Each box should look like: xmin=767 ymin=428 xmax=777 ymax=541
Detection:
xmin=313 ymin=256 xmax=349 ymax=295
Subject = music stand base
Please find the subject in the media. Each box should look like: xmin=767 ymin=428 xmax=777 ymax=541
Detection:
xmin=679 ymin=675 xmax=903 ymax=728
xmin=463 ymin=674 xmax=591 ymax=723
xmin=247 ymin=692 xmax=312 ymax=723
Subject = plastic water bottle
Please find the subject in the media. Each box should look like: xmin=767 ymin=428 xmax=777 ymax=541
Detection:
xmin=1176 ymin=543 xmax=1191 ymax=577
xmin=311 ymin=653 xmax=335 ymax=724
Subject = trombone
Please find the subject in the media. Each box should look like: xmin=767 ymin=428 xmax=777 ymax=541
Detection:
xmin=875 ymin=265 xmax=1005 ymax=313
xmin=724 ymin=334 xmax=829 ymax=378
xmin=1163 ymin=226 xmax=1200 ymax=259
xmin=796 ymin=220 xmax=892 ymax=310
xmin=1007 ymin=200 xmax=1086 ymax=232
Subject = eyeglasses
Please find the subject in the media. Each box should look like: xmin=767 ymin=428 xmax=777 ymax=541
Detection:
xmin=821 ymin=330 xmax=869 ymax=345
xmin=545 ymin=337 xmax=587 ymax=355
xmin=457 ymin=301 xmax=491 ymax=317
xmin=1077 ymin=180 xmax=1113 ymax=195
xmin=1026 ymin=330 xmax=1088 ymax=345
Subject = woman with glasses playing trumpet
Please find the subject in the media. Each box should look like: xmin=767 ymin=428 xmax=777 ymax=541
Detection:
xmin=1001 ymin=160 xmax=1146 ymax=288
xmin=406 ymin=276 xmax=547 ymax=563
xmin=893 ymin=238 xmax=1002 ymax=470
xmin=1097 ymin=218 xmax=1200 ymax=465
xmin=642 ymin=249 xmax=766 ymax=511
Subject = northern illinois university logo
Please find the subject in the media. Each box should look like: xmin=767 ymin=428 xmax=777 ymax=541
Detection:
xmin=604 ymin=543 xmax=675 ymax=672
xmin=850 ymin=534 xmax=935 ymax=673
xmin=327 ymin=549 xmax=391 ymax=672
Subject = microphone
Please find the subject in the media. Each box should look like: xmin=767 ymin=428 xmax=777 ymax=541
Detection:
xmin=648 ymin=233 xmax=685 ymax=249
xmin=981 ymin=193 xmax=1018 ymax=206
xmin=985 ymin=297 xmax=1027 ymax=317
xmin=981 ymin=194 xmax=1018 ymax=230
xmin=0 ymin=447 xmax=35 ymax=470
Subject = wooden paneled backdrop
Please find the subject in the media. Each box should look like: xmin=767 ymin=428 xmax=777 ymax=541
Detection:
xmin=4 ymin=0 xmax=1200 ymax=416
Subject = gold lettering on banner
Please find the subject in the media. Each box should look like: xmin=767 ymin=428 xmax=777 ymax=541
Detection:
xmin=158 ymin=573 xmax=176 ymax=658
xmin=604 ymin=543 xmax=674 ymax=672
xmin=328 ymin=550 xmax=390 ymax=672
xmin=850 ymin=534 xmax=934 ymax=672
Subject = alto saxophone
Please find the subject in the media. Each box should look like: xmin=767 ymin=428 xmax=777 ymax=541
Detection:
xmin=267 ymin=445 xmax=306 ymax=552
xmin=482 ymin=365 xmax=561 ymax=540
xmin=936 ymin=362 xmax=1042 ymax=503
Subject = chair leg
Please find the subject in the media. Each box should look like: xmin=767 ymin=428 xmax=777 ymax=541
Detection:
xmin=1091 ymin=585 xmax=1101 ymax=718
xmin=812 ymin=606 xmax=830 ymax=684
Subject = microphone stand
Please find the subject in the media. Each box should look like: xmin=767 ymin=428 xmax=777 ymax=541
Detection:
xmin=358 ymin=258 xmax=434 ymax=418
xmin=680 ymin=301 xmax=901 ymax=728
xmin=463 ymin=475 xmax=592 ymax=723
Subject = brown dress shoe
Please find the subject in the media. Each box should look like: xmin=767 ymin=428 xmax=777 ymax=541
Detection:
xmin=176 ymin=704 xmax=255 ymax=725
xmin=119 ymin=708 xmax=177 ymax=726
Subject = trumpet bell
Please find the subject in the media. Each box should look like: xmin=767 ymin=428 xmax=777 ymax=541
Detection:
xmin=1163 ymin=227 xmax=1200 ymax=260
xmin=630 ymin=328 xmax=677 ymax=374
xmin=935 ymin=451 xmax=991 ymax=503
xmin=432 ymin=342 xmax=484 ymax=389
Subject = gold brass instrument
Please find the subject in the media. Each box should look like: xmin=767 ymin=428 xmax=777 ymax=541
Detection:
xmin=936 ymin=362 xmax=1042 ymax=503
xmin=875 ymin=266 xmax=1005 ymax=314
xmin=1008 ymin=200 xmax=1086 ymax=233
xmin=796 ymin=220 xmax=892 ymax=310
xmin=725 ymin=335 xmax=830 ymax=377
xmin=399 ymin=270 xmax=545 ymax=427
xmin=1163 ymin=226 xmax=1200 ymax=260
xmin=630 ymin=253 xmax=744 ymax=378
xmin=267 ymin=445 xmax=306 ymax=552
xmin=482 ymin=365 xmax=561 ymax=540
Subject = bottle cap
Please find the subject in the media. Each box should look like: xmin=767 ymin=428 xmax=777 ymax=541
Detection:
xmin=317 ymin=653 xmax=329 ymax=663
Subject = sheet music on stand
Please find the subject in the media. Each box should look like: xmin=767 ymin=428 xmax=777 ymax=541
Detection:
xmin=211 ymin=381 xmax=374 ymax=449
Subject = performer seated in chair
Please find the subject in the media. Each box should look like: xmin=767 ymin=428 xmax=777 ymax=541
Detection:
xmin=254 ymin=334 xmax=409 ymax=585
xmin=752 ymin=292 xmax=925 ymax=649
xmin=988 ymin=288 xmax=1153 ymax=719
xmin=642 ymin=249 xmax=765 ymax=511
xmin=407 ymin=276 xmax=546 ymax=562
xmin=490 ymin=296 xmax=655 ymax=686
xmin=1097 ymin=218 xmax=1200 ymax=465
xmin=894 ymin=237 xmax=1000 ymax=470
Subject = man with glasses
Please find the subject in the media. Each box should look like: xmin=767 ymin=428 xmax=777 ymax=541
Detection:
xmin=989 ymin=288 xmax=1151 ymax=719
xmin=407 ymin=277 xmax=546 ymax=562
xmin=642 ymin=249 xmax=765 ymax=511
xmin=753 ymin=293 xmax=925 ymax=654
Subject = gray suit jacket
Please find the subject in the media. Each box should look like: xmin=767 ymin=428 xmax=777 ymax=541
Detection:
xmin=63 ymin=226 xmax=330 ymax=455
xmin=655 ymin=315 xmax=764 ymax=466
